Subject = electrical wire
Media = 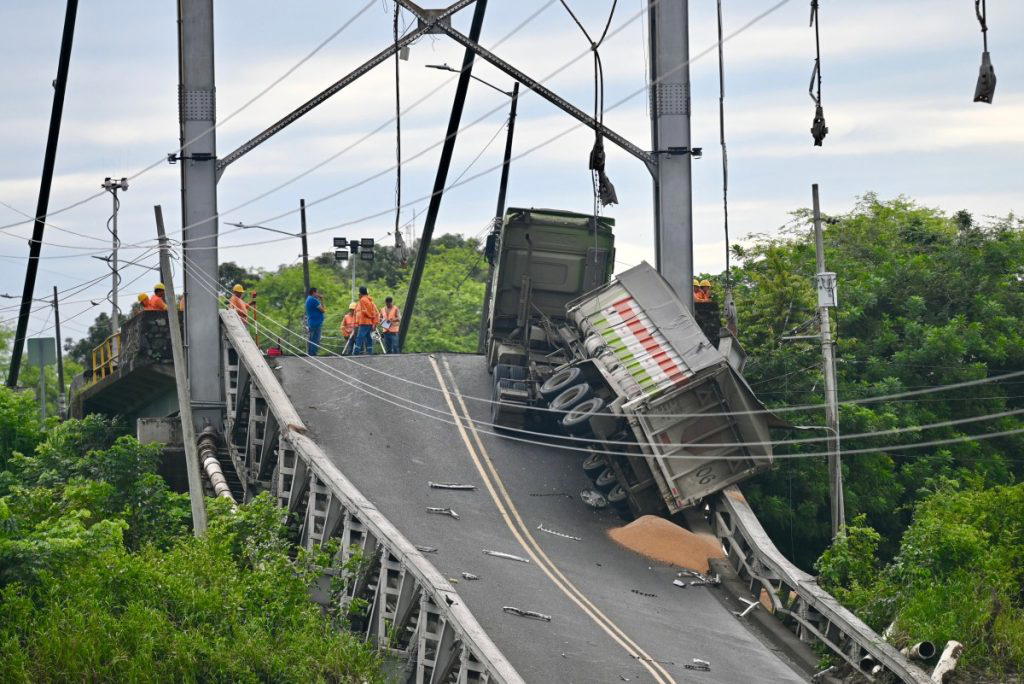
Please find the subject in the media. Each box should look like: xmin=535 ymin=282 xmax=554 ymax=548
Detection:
xmin=203 ymin=283 xmax=1024 ymax=462
xmin=184 ymin=262 xmax=1024 ymax=454
xmin=0 ymin=0 xmax=378 ymax=234
xmin=808 ymin=0 xmax=828 ymax=145
xmin=393 ymin=1 xmax=403 ymax=262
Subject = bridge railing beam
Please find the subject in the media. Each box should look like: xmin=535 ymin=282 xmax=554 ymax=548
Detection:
xmin=219 ymin=311 xmax=521 ymax=683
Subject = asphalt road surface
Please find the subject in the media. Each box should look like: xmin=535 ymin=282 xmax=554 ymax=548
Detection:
xmin=276 ymin=352 xmax=805 ymax=684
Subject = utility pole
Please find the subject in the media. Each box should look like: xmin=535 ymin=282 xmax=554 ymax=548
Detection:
xmin=399 ymin=0 xmax=488 ymax=352
xmin=52 ymin=286 xmax=66 ymax=418
xmin=648 ymin=0 xmax=696 ymax=308
xmin=299 ymin=199 xmax=311 ymax=295
xmin=477 ymin=80 xmax=519 ymax=353
xmin=101 ymin=176 xmax=129 ymax=337
xmin=812 ymin=184 xmax=844 ymax=537
xmin=7 ymin=0 xmax=79 ymax=388
xmin=155 ymin=205 xmax=208 ymax=536
xmin=177 ymin=0 xmax=221 ymax=431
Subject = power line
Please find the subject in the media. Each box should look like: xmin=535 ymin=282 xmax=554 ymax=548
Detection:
xmin=186 ymin=263 xmax=1024 ymax=453
xmin=0 ymin=0 xmax=378 ymax=234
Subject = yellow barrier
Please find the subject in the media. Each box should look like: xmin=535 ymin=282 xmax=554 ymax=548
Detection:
xmin=90 ymin=332 xmax=120 ymax=385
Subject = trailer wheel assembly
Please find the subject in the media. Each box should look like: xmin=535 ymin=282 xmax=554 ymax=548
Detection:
xmin=539 ymin=367 xmax=582 ymax=400
xmin=607 ymin=485 xmax=633 ymax=520
xmin=594 ymin=467 xmax=618 ymax=493
xmin=561 ymin=397 xmax=605 ymax=436
xmin=549 ymin=382 xmax=593 ymax=414
xmin=581 ymin=451 xmax=607 ymax=478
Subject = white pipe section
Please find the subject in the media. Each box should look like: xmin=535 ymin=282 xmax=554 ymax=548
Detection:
xmin=930 ymin=641 xmax=963 ymax=683
xmin=198 ymin=437 xmax=235 ymax=502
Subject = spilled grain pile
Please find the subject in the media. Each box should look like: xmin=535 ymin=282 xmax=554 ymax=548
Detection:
xmin=608 ymin=515 xmax=725 ymax=574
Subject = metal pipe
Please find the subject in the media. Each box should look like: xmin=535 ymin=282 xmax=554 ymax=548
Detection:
xmin=930 ymin=641 xmax=963 ymax=683
xmin=907 ymin=641 xmax=936 ymax=662
xmin=299 ymin=199 xmax=311 ymax=295
xmin=7 ymin=0 xmax=79 ymax=387
xmin=477 ymin=80 xmax=518 ymax=354
xmin=198 ymin=432 xmax=235 ymax=502
xmin=399 ymin=0 xmax=488 ymax=352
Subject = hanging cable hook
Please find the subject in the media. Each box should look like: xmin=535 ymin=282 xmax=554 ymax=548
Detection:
xmin=973 ymin=0 xmax=996 ymax=103
xmin=808 ymin=0 xmax=828 ymax=146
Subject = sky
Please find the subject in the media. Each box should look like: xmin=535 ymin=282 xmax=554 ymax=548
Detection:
xmin=0 ymin=0 xmax=1021 ymax=344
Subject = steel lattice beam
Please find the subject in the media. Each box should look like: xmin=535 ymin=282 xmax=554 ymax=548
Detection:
xmin=216 ymin=0 xmax=478 ymax=175
xmin=397 ymin=0 xmax=654 ymax=169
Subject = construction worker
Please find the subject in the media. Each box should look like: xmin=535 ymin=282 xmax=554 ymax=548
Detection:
xmin=340 ymin=302 xmax=357 ymax=355
xmin=144 ymin=283 xmax=168 ymax=311
xmin=177 ymin=292 xmax=186 ymax=313
xmin=694 ymin=279 xmax=712 ymax=302
xmin=380 ymin=296 xmax=401 ymax=354
xmin=305 ymin=287 xmax=326 ymax=356
xmin=354 ymin=285 xmax=379 ymax=355
xmin=134 ymin=292 xmax=149 ymax=316
xmin=229 ymin=284 xmax=248 ymax=324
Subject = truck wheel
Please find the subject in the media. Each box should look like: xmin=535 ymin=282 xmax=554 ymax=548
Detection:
xmin=562 ymin=397 xmax=605 ymax=436
xmin=549 ymin=383 xmax=593 ymax=414
xmin=607 ymin=485 xmax=633 ymax=520
xmin=582 ymin=452 xmax=607 ymax=479
xmin=594 ymin=467 xmax=618 ymax=493
xmin=539 ymin=367 xmax=582 ymax=401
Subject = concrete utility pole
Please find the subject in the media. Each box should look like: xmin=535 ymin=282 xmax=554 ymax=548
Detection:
xmin=7 ymin=0 xmax=79 ymax=388
xmin=648 ymin=0 xmax=696 ymax=307
xmin=155 ymin=205 xmax=208 ymax=536
xmin=177 ymin=0 xmax=221 ymax=431
xmin=812 ymin=184 xmax=844 ymax=537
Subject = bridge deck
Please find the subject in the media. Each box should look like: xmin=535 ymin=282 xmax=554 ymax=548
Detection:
xmin=276 ymin=353 xmax=804 ymax=683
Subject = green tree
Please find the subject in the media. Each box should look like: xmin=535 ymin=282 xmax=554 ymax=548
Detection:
xmin=731 ymin=196 xmax=1024 ymax=567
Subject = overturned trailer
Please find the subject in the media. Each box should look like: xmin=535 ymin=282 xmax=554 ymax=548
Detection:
xmin=545 ymin=262 xmax=776 ymax=518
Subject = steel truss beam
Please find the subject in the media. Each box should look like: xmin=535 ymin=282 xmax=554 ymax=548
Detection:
xmin=710 ymin=486 xmax=930 ymax=684
xmin=216 ymin=0 xmax=478 ymax=175
xmin=397 ymin=0 xmax=653 ymax=169
xmin=220 ymin=312 xmax=520 ymax=683
xmin=217 ymin=0 xmax=652 ymax=177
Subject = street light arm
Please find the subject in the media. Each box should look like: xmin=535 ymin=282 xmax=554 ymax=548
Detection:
xmin=232 ymin=221 xmax=300 ymax=238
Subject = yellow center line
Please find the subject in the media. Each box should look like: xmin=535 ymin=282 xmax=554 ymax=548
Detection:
xmin=428 ymin=355 xmax=675 ymax=684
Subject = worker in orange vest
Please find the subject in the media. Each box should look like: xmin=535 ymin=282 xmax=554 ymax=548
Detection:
xmin=340 ymin=302 xmax=357 ymax=355
xmin=144 ymin=283 xmax=168 ymax=311
xmin=353 ymin=286 xmax=380 ymax=355
xmin=134 ymin=292 xmax=149 ymax=316
xmin=380 ymin=296 xmax=401 ymax=354
xmin=694 ymin=279 xmax=712 ymax=302
xmin=229 ymin=284 xmax=249 ymax=324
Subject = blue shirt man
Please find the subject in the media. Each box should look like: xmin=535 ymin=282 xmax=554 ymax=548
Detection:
xmin=305 ymin=288 xmax=325 ymax=355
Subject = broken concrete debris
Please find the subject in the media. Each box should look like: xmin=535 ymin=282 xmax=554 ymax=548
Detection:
xmin=580 ymin=488 xmax=608 ymax=509
xmin=684 ymin=658 xmax=711 ymax=672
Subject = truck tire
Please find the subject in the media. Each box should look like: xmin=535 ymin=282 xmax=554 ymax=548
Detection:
xmin=549 ymin=383 xmax=593 ymax=415
xmin=562 ymin=397 xmax=605 ymax=436
xmin=607 ymin=485 xmax=633 ymax=520
xmin=494 ymin=363 xmax=528 ymax=382
xmin=539 ymin=367 xmax=582 ymax=400
xmin=594 ymin=467 xmax=618 ymax=493
xmin=582 ymin=452 xmax=606 ymax=478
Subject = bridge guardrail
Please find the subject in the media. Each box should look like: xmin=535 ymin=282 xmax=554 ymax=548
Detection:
xmin=220 ymin=311 xmax=522 ymax=684
xmin=711 ymin=485 xmax=931 ymax=683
